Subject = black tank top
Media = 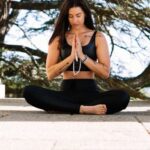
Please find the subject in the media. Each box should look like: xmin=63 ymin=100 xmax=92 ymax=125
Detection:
xmin=60 ymin=31 xmax=97 ymax=71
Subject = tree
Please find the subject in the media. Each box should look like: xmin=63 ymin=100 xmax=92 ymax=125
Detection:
xmin=0 ymin=0 xmax=150 ymax=99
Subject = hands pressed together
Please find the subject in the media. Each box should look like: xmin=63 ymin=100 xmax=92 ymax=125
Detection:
xmin=70 ymin=34 xmax=85 ymax=62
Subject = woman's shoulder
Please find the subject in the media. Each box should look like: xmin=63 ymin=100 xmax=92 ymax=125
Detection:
xmin=95 ymin=30 xmax=105 ymax=38
xmin=95 ymin=31 xmax=107 ymax=42
xmin=53 ymin=36 xmax=60 ymax=42
xmin=48 ymin=36 xmax=61 ymax=51
xmin=49 ymin=36 xmax=60 ymax=45
xmin=95 ymin=31 xmax=107 ymax=46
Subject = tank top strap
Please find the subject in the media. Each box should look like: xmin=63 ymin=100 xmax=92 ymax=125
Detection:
xmin=90 ymin=30 xmax=97 ymax=43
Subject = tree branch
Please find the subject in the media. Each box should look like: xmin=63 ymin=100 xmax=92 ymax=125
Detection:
xmin=10 ymin=1 xmax=61 ymax=10
xmin=97 ymin=76 xmax=150 ymax=100
xmin=0 ymin=42 xmax=47 ymax=61
xmin=123 ymin=64 xmax=150 ymax=89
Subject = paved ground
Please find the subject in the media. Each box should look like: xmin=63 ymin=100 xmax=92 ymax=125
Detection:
xmin=0 ymin=98 xmax=150 ymax=150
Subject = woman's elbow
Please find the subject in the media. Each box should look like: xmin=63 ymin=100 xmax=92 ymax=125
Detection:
xmin=46 ymin=67 xmax=54 ymax=80
xmin=104 ymin=68 xmax=110 ymax=79
xmin=104 ymin=72 xmax=110 ymax=79
xmin=47 ymin=75 xmax=53 ymax=81
xmin=46 ymin=71 xmax=54 ymax=81
xmin=46 ymin=73 xmax=51 ymax=80
xmin=103 ymin=67 xmax=110 ymax=79
xmin=98 ymin=70 xmax=110 ymax=79
xmin=46 ymin=69 xmax=59 ymax=81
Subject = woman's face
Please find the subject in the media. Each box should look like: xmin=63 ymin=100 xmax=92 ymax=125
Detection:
xmin=68 ymin=7 xmax=86 ymax=29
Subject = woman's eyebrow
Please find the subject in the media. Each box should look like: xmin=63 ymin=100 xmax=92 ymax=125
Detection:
xmin=76 ymin=12 xmax=82 ymax=15
xmin=69 ymin=12 xmax=82 ymax=16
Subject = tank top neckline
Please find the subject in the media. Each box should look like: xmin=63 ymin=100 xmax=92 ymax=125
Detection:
xmin=64 ymin=30 xmax=97 ymax=48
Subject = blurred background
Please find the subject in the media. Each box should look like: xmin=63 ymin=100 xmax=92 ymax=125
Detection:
xmin=0 ymin=0 xmax=150 ymax=100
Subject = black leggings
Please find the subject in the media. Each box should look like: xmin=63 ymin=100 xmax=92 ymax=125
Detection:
xmin=23 ymin=79 xmax=130 ymax=114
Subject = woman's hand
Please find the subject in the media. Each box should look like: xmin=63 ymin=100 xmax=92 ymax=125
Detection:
xmin=75 ymin=34 xmax=84 ymax=60
xmin=70 ymin=34 xmax=77 ymax=61
xmin=70 ymin=33 xmax=84 ymax=61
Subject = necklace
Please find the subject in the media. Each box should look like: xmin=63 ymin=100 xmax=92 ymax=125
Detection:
xmin=73 ymin=59 xmax=82 ymax=76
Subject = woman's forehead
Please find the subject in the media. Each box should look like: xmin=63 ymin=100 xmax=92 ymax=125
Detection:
xmin=68 ymin=7 xmax=84 ymax=15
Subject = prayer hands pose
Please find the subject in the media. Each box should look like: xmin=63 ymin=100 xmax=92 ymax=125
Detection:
xmin=71 ymin=34 xmax=84 ymax=62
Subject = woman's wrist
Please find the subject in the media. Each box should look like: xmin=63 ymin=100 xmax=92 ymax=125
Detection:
xmin=69 ymin=54 xmax=75 ymax=62
xmin=80 ymin=54 xmax=88 ymax=63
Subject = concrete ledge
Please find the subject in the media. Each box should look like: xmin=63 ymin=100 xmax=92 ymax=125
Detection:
xmin=0 ymin=98 xmax=27 ymax=106
xmin=0 ymin=98 xmax=24 ymax=102
xmin=0 ymin=98 xmax=150 ymax=109
xmin=0 ymin=98 xmax=150 ymax=117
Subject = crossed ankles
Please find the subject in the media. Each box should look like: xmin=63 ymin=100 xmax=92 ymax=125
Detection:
xmin=80 ymin=104 xmax=107 ymax=115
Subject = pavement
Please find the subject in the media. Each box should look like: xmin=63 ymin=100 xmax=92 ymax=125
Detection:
xmin=0 ymin=98 xmax=150 ymax=150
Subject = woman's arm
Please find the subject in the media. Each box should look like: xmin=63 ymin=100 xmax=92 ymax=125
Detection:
xmin=46 ymin=36 xmax=76 ymax=80
xmin=79 ymin=32 xmax=110 ymax=79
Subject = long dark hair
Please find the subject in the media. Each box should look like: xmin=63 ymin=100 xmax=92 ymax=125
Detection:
xmin=49 ymin=0 xmax=95 ymax=49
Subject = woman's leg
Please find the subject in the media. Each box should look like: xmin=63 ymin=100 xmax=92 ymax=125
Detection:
xmin=82 ymin=89 xmax=130 ymax=114
xmin=23 ymin=84 xmax=130 ymax=115
xmin=23 ymin=85 xmax=80 ymax=114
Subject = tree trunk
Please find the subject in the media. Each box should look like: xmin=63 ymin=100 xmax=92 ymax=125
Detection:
xmin=0 ymin=0 xmax=11 ymax=42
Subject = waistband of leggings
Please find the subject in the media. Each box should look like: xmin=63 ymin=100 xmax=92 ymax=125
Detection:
xmin=62 ymin=79 xmax=96 ymax=83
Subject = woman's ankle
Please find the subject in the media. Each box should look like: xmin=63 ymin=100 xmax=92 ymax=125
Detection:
xmin=79 ymin=105 xmax=94 ymax=114
xmin=79 ymin=105 xmax=85 ymax=114
xmin=79 ymin=104 xmax=107 ymax=115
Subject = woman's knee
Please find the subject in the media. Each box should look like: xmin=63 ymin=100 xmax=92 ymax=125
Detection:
xmin=23 ymin=85 xmax=32 ymax=96
xmin=23 ymin=85 xmax=37 ymax=102
xmin=118 ymin=89 xmax=130 ymax=108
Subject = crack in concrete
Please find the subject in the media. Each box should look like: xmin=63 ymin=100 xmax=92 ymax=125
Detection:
xmin=0 ymin=113 xmax=9 ymax=119
xmin=135 ymin=116 xmax=150 ymax=136
xmin=51 ymin=140 xmax=57 ymax=150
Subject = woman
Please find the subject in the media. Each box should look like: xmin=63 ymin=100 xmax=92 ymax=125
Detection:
xmin=23 ymin=0 xmax=130 ymax=115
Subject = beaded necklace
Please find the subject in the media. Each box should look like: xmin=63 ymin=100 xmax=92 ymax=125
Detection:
xmin=72 ymin=59 xmax=82 ymax=76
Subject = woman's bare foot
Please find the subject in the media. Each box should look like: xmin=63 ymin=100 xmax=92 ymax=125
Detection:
xmin=79 ymin=104 xmax=107 ymax=115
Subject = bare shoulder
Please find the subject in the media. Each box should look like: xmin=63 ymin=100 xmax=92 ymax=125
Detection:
xmin=96 ymin=31 xmax=106 ymax=39
xmin=95 ymin=31 xmax=107 ymax=46
xmin=48 ymin=36 xmax=60 ymax=51
xmin=49 ymin=36 xmax=60 ymax=46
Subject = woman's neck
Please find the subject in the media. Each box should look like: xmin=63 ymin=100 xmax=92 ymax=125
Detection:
xmin=69 ymin=27 xmax=90 ymax=35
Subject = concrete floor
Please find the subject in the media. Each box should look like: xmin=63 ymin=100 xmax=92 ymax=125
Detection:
xmin=0 ymin=98 xmax=150 ymax=150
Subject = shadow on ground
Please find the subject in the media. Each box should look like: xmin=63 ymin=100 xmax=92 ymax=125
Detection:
xmin=0 ymin=109 xmax=150 ymax=122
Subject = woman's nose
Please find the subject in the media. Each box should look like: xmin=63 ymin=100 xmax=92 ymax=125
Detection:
xmin=72 ymin=17 xmax=78 ymax=24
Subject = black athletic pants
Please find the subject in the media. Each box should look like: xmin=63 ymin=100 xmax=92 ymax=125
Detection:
xmin=23 ymin=79 xmax=130 ymax=114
